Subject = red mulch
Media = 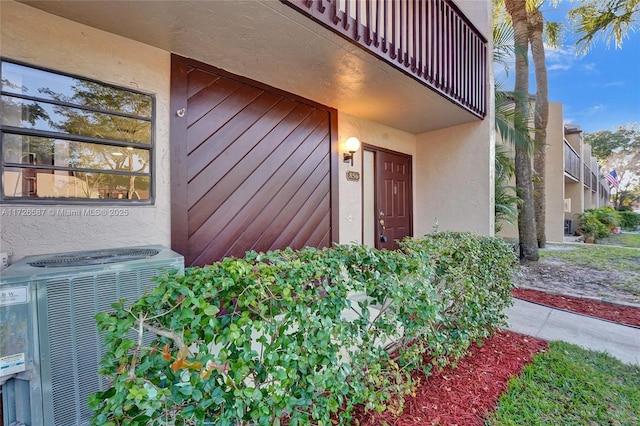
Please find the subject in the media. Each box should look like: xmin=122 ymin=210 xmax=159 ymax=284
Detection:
xmin=351 ymin=330 xmax=548 ymax=426
xmin=512 ymin=288 xmax=640 ymax=328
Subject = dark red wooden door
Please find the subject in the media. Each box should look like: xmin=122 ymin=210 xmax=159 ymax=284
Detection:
xmin=170 ymin=56 xmax=337 ymax=266
xmin=376 ymin=150 xmax=412 ymax=250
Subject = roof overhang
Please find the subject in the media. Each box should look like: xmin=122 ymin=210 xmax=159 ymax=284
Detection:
xmin=17 ymin=0 xmax=482 ymax=134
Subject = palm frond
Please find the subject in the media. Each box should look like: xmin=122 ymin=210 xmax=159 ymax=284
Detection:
xmin=544 ymin=21 xmax=563 ymax=48
xmin=568 ymin=0 xmax=640 ymax=55
xmin=495 ymin=89 xmax=535 ymax=156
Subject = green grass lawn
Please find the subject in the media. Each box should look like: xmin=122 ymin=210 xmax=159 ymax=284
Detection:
xmin=486 ymin=341 xmax=640 ymax=426
xmin=542 ymin=244 xmax=640 ymax=275
xmin=599 ymin=232 xmax=640 ymax=248
xmin=541 ymin=242 xmax=640 ymax=303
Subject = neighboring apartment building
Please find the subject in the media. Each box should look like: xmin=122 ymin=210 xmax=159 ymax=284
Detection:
xmin=563 ymin=123 xmax=611 ymax=235
xmin=498 ymin=102 xmax=610 ymax=242
xmin=0 ymin=0 xmax=494 ymax=266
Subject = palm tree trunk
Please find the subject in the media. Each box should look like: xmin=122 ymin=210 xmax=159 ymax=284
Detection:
xmin=505 ymin=0 xmax=539 ymax=261
xmin=529 ymin=8 xmax=548 ymax=249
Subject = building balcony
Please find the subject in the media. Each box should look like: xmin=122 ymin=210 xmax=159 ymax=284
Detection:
xmin=564 ymin=140 xmax=580 ymax=181
xmin=583 ymin=164 xmax=591 ymax=189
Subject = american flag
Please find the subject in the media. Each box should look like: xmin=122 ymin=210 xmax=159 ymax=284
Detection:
xmin=604 ymin=170 xmax=619 ymax=189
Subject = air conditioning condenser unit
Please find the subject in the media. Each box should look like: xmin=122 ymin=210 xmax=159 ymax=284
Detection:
xmin=0 ymin=245 xmax=184 ymax=426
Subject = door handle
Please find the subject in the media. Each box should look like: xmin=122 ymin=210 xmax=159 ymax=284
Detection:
xmin=378 ymin=211 xmax=387 ymax=243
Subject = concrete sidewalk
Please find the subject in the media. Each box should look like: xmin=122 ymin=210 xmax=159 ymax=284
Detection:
xmin=504 ymin=298 xmax=640 ymax=365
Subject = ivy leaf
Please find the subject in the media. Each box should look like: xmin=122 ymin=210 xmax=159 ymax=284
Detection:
xmin=204 ymin=305 xmax=220 ymax=316
xmin=162 ymin=343 xmax=171 ymax=361
xmin=171 ymin=358 xmax=184 ymax=372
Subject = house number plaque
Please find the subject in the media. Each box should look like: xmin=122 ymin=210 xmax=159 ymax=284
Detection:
xmin=346 ymin=171 xmax=360 ymax=181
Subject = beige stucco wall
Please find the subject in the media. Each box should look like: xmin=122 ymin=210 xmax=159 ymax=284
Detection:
xmin=415 ymin=119 xmax=494 ymax=237
xmin=565 ymin=180 xmax=583 ymax=229
xmin=498 ymin=103 xmax=574 ymax=242
xmin=545 ymin=102 xmax=565 ymax=242
xmin=0 ymin=1 xmax=172 ymax=261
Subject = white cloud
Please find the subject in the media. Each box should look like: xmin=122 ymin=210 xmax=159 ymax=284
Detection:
xmin=582 ymin=62 xmax=598 ymax=73
xmin=585 ymin=104 xmax=606 ymax=116
xmin=544 ymin=46 xmax=578 ymax=73
xmin=547 ymin=63 xmax=572 ymax=71
xmin=542 ymin=45 xmax=602 ymax=76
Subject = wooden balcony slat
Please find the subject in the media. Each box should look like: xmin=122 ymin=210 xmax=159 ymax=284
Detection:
xmin=365 ymin=0 xmax=371 ymax=45
xmin=428 ymin=0 xmax=435 ymax=83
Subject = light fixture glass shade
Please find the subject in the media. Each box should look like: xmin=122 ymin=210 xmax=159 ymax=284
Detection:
xmin=345 ymin=136 xmax=360 ymax=153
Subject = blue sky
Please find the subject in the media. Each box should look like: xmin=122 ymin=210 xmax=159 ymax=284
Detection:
xmin=499 ymin=1 xmax=640 ymax=134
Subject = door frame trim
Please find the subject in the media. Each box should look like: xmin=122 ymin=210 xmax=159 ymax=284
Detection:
xmin=361 ymin=144 xmax=413 ymax=248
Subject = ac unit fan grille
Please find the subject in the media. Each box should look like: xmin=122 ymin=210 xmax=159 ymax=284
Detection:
xmin=28 ymin=248 xmax=160 ymax=267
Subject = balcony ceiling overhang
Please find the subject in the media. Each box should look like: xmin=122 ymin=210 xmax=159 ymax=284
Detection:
xmin=18 ymin=0 xmax=481 ymax=134
xmin=564 ymin=173 xmax=579 ymax=183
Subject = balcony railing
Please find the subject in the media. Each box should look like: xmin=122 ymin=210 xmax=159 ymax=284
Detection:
xmin=600 ymin=183 xmax=608 ymax=201
xmin=282 ymin=0 xmax=487 ymax=118
xmin=583 ymin=164 xmax=591 ymax=189
xmin=564 ymin=140 xmax=580 ymax=180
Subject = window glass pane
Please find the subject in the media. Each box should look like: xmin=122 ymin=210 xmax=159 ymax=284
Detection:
xmin=1 ymin=96 xmax=152 ymax=144
xmin=1 ymin=60 xmax=154 ymax=203
xmin=1 ymin=61 xmax=152 ymax=118
xmin=3 ymin=167 xmax=150 ymax=200
xmin=2 ymin=134 xmax=150 ymax=173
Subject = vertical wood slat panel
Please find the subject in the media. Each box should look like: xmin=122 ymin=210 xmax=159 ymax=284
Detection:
xmin=171 ymin=56 xmax=334 ymax=266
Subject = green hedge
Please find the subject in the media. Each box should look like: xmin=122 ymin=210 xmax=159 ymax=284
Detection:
xmin=89 ymin=232 xmax=516 ymax=425
xmin=618 ymin=210 xmax=640 ymax=231
xmin=579 ymin=207 xmax=621 ymax=240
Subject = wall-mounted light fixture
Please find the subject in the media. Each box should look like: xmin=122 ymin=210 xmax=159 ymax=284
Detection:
xmin=343 ymin=136 xmax=361 ymax=167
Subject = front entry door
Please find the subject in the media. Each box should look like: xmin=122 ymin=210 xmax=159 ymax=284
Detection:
xmin=369 ymin=148 xmax=413 ymax=250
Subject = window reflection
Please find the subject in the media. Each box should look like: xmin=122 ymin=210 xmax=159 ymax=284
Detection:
xmin=1 ymin=61 xmax=152 ymax=118
xmin=1 ymin=95 xmax=152 ymax=144
xmin=0 ymin=60 xmax=154 ymax=202
xmin=3 ymin=167 xmax=150 ymax=200
xmin=2 ymin=134 xmax=150 ymax=173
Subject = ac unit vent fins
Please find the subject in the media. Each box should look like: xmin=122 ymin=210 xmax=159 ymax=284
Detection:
xmin=27 ymin=248 xmax=160 ymax=267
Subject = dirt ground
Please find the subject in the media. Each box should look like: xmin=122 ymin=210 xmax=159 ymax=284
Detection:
xmin=515 ymin=254 xmax=640 ymax=305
